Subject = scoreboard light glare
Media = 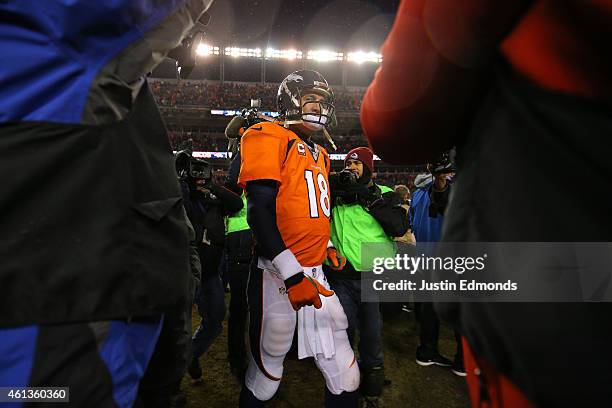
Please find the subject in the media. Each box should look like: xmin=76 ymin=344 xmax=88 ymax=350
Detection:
xmin=195 ymin=43 xmax=219 ymax=56
xmin=306 ymin=49 xmax=344 ymax=62
xmin=347 ymin=51 xmax=382 ymax=64
xmin=225 ymin=47 xmax=262 ymax=58
xmin=265 ymin=48 xmax=303 ymax=60
xmin=195 ymin=43 xmax=381 ymax=64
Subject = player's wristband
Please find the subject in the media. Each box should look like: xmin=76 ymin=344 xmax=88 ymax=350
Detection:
xmin=272 ymin=249 xmax=303 ymax=281
xmin=284 ymin=272 xmax=305 ymax=289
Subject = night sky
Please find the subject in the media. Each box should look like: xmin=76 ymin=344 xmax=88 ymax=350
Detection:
xmin=204 ymin=0 xmax=400 ymax=51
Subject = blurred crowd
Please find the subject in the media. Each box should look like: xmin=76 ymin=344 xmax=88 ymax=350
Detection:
xmin=168 ymin=131 xmax=227 ymax=152
xmin=151 ymin=80 xmax=364 ymax=111
xmin=168 ymin=130 xmax=415 ymax=189
xmin=168 ymin=129 xmax=368 ymax=153
xmin=374 ymin=171 xmax=417 ymax=191
xmin=166 ymin=129 xmax=417 ymax=189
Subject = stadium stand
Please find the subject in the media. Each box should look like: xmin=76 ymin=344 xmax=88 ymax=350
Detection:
xmin=151 ymin=79 xmax=364 ymax=111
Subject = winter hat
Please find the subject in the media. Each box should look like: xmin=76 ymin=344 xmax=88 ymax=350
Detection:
xmin=345 ymin=147 xmax=374 ymax=173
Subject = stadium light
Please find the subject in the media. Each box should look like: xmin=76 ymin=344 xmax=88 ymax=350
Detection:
xmin=265 ymin=48 xmax=303 ymax=60
xmin=197 ymin=43 xmax=382 ymax=63
xmin=306 ymin=49 xmax=344 ymax=62
xmin=196 ymin=43 xmax=219 ymax=56
xmin=347 ymin=51 xmax=382 ymax=64
xmin=224 ymin=47 xmax=262 ymax=58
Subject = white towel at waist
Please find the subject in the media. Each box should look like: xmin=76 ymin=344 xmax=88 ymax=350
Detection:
xmin=257 ymin=257 xmax=346 ymax=360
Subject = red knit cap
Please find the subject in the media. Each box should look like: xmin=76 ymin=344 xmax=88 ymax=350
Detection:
xmin=345 ymin=147 xmax=374 ymax=173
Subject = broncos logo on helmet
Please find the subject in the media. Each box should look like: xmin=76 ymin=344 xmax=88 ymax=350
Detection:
xmin=277 ymin=70 xmax=336 ymax=133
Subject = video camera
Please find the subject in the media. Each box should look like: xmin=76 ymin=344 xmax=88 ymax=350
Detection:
xmin=334 ymin=169 xmax=358 ymax=187
xmin=329 ymin=169 xmax=363 ymax=206
xmin=175 ymin=149 xmax=212 ymax=186
xmin=226 ymin=98 xmax=267 ymax=158
xmin=241 ymin=98 xmax=266 ymax=127
xmin=427 ymin=149 xmax=456 ymax=217
xmin=429 ymin=149 xmax=456 ymax=175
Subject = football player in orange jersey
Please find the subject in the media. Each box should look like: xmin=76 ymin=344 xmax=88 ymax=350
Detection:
xmin=237 ymin=70 xmax=360 ymax=407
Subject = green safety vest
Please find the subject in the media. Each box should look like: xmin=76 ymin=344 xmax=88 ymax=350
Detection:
xmin=225 ymin=194 xmax=250 ymax=234
xmin=329 ymin=185 xmax=397 ymax=271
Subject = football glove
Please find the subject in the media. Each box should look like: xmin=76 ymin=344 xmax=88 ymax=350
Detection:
xmin=326 ymin=247 xmax=346 ymax=271
xmin=284 ymin=273 xmax=334 ymax=311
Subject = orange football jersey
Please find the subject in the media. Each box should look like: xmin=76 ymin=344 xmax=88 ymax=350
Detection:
xmin=238 ymin=122 xmax=331 ymax=267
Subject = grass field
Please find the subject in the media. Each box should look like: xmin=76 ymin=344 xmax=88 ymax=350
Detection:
xmin=183 ymin=297 xmax=469 ymax=407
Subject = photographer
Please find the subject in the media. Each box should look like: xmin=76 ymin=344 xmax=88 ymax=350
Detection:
xmin=176 ymin=151 xmax=243 ymax=383
xmin=409 ymin=152 xmax=464 ymax=376
xmin=325 ymin=147 xmax=409 ymax=407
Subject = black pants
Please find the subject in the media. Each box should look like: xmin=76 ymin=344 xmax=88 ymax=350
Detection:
xmin=192 ymin=243 xmax=226 ymax=359
xmin=225 ymin=229 xmax=254 ymax=370
xmin=227 ymin=260 xmax=250 ymax=369
xmin=138 ymin=279 xmax=195 ymax=407
xmin=417 ymin=302 xmax=462 ymax=361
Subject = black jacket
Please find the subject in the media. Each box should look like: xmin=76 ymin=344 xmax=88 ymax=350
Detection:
xmin=438 ymin=66 xmax=612 ymax=407
xmin=181 ymin=182 xmax=243 ymax=248
xmin=368 ymin=189 xmax=411 ymax=238
xmin=1 ymin=84 xmax=191 ymax=327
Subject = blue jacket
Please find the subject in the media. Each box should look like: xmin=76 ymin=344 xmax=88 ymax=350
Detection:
xmin=409 ymin=175 xmax=445 ymax=243
xmin=0 ymin=0 xmax=212 ymax=327
xmin=0 ymin=0 xmax=192 ymax=124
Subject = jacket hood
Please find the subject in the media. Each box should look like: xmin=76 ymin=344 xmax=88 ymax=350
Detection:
xmin=414 ymin=173 xmax=433 ymax=189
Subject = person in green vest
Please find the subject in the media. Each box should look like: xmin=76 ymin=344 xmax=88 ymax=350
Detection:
xmin=224 ymin=152 xmax=254 ymax=380
xmin=325 ymin=147 xmax=409 ymax=408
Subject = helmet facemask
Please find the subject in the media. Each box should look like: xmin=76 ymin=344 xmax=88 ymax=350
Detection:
xmin=278 ymin=70 xmax=338 ymax=148
xmin=283 ymin=88 xmax=335 ymax=130
xmin=299 ymin=91 xmax=335 ymax=132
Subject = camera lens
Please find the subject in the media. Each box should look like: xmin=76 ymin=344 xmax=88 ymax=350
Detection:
xmin=337 ymin=169 xmax=357 ymax=186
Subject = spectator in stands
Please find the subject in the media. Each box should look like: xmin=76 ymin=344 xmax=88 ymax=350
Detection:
xmin=151 ymin=80 xmax=364 ymax=111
